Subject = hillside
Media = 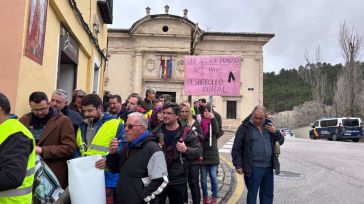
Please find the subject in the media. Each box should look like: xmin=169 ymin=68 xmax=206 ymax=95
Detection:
xmin=263 ymin=63 xmax=347 ymax=112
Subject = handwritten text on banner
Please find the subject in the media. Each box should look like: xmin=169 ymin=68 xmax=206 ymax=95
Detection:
xmin=184 ymin=55 xmax=241 ymax=96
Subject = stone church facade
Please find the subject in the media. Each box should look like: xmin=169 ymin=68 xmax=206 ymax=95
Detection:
xmin=106 ymin=7 xmax=273 ymax=125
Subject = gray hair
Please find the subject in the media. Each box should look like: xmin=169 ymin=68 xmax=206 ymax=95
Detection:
xmin=145 ymin=88 xmax=156 ymax=97
xmin=128 ymin=112 xmax=148 ymax=129
xmin=252 ymin=105 xmax=267 ymax=116
xmin=53 ymin=89 xmax=69 ymax=102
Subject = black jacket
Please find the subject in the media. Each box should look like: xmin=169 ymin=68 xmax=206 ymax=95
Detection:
xmin=184 ymin=119 xmax=203 ymax=166
xmin=201 ymin=117 xmax=221 ymax=165
xmin=231 ymin=121 xmax=284 ymax=177
xmin=61 ymin=106 xmax=83 ymax=134
xmin=150 ymin=122 xmax=202 ymax=185
xmin=141 ymin=98 xmax=154 ymax=112
xmin=213 ymin=110 xmax=224 ymax=138
xmin=107 ymin=135 xmax=168 ymax=204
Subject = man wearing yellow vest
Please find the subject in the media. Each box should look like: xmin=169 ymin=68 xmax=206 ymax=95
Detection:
xmin=75 ymin=94 xmax=125 ymax=204
xmin=0 ymin=92 xmax=35 ymax=204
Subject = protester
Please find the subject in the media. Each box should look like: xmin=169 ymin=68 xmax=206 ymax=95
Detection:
xmin=232 ymin=105 xmax=284 ymax=204
xmin=76 ymin=94 xmax=125 ymax=204
xmin=180 ymin=102 xmax=203 ymax=204
xmin=0 ymin=92 xmax=35 ymax=204
xmin=198 ymin=100 xmax=224 ymax=138
xmin=20 ymin=91 xmax=76 ymax=189
xmin=191 ymin=101 xmax=199 ymax=117
xmin=199 ymin=104 xmax=221 ymax=204
xmin=107 ymin=112 xmax=168 ymax=204
xmin=108 ymin=94 xmax=124 ymax=117
xmin=103 ymin=91 xmax=112 ymax=113
xmin=149 ymin=106 xmax=163 ymax=131
xmin=141 ymin=88 xmax=156 ymax=112
xmin=198 ymin=98 xmax=207 ymax=114
xmin=154 ymin=99 xmax=164 ymax=108
xmin=119 ymin=93 xmax=149 ymax=124
xmin=150 ymin=102 xmax=202 ymax=204
xmin=69 ymin=89 xmax=86 ymax=117
xmin=50 ymin=89 xmax=83 ymax=134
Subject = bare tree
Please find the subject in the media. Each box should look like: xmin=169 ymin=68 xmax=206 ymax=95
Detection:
xmin=333 ymin=22 xmax=362 ymax=116
xmin=299 ymin=46 xmax=328 ymax=116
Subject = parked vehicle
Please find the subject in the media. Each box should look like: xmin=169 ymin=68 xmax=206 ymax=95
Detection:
xmin=279 ymin=128 xmax=295 ymax=138
xmin=309 ymin=117 xmax=363 ymax=142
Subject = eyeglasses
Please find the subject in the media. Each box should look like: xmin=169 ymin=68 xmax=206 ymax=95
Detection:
xmin=162 ymin=111 xmax=176 ymax=116
xmin=31 ymin=107 xmax=48 ymax=113
xmin=124 ymin=124 xmax=144 ymax=129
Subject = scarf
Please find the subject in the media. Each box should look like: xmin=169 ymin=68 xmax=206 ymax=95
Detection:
xmin=201 ymin=118 xmax=210 ymax=139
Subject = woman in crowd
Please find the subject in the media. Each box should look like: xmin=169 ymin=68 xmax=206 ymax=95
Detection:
xmin=180 ymin=102 xmax=203 ymax=204
xmin=199 ymin=104 xmax=220 ymax=204
xmin=148 ymin=106 xmax=164 ymax=131
xmin=69 ymin=89 xmax=86 ymax=117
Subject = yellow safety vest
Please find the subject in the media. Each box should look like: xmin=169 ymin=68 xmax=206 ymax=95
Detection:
xmin=144 ymin=110 xmax=153 ymax=120
xmin=0 ymin=119 xmax=35 ymax=204
xmin=76 ymin=119 xmax=120 ymax=156
xmin=119 ymin=117 xmax=125 ymax=125
xmin=191 ymin=107 xmax=196 ymax=116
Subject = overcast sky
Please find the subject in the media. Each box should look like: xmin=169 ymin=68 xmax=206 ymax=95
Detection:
xmin=110 ymin=0 xmax=364 ymax=73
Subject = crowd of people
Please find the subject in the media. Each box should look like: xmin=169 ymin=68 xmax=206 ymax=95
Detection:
xmin=0 ymin=88 xmax=224 ymax=204
xmin=0 ymin=87 xmax=284 ymax=204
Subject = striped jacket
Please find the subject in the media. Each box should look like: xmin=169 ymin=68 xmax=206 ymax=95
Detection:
xmin=106 ymin=132 xmax=168 ymax=204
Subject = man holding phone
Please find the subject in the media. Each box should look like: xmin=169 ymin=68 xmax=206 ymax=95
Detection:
xmin=232 ymin=105 xmax=284 ymax=204
xmin=151 ymin=102 xmax=202 ymax=204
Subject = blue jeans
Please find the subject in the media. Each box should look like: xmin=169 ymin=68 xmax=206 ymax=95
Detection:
xmin=244 ymin=166 xmax=274 ymax=204
xmin=201 ymin=165 xmax=218 ymax=198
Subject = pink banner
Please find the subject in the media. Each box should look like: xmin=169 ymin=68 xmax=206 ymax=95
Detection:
xmin=184 ymin=55 xmax=241 ymax=96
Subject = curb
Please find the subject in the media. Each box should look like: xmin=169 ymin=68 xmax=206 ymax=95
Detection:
xmin=219 ymin=155 xmax=244 ymax=204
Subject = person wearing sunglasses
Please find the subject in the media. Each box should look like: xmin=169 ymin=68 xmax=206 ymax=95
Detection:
xmin=106 ymin=112 xmax=168 ymax=204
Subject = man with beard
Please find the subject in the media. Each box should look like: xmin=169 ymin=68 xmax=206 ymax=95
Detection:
xmin=50 ymin=89 xmax=83 ymax=134
xmin=19 ymin=91 xmax=76 ymax=189
xmin=76 ymin=94 xmax=124 ymax=204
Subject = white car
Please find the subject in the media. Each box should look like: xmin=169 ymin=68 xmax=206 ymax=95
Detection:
xmin=279 ymin=128 xmax=295 ymax=138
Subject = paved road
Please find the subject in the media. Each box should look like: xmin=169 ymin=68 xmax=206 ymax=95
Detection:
xmin=218 ymin=131 xmax=364 ymax=204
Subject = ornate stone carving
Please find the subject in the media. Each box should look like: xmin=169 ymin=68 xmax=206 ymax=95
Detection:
xmin=177 ymin=60 xmax=184 ymax=72
xmin=146 ymin=59 xmax=155 ymax=72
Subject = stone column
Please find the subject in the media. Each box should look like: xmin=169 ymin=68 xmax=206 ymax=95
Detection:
xmin=134 ymin=52 xmax=143 ymax=95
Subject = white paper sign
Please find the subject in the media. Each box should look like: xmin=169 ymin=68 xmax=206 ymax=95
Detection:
xmin=67 ymin=155 xmax=106 ymax=204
